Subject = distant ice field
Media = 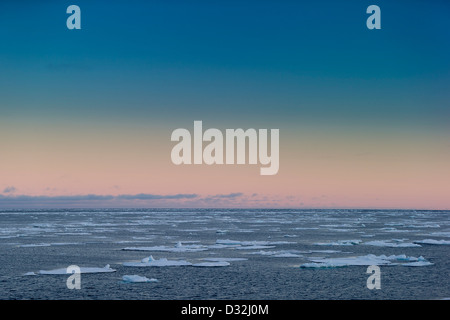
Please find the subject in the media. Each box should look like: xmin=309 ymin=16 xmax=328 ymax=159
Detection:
xmin=0 ymin=209 xmax=449 ymax=299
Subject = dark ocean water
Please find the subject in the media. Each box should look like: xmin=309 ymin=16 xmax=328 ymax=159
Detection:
xmin=0 ymin=209 xmax=449 ymax=300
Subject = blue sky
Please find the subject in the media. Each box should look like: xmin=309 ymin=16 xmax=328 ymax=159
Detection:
xmin=1 ymin=1 xmax=449 ymax=208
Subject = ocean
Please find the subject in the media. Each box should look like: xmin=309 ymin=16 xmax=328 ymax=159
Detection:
xmin=0 ymin=209 xmax=449 ymax=300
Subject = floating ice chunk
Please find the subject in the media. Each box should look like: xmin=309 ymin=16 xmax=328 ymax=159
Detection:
xmin=23 ymin=272 xmax=37 ymax=276
xmin=300 ymin=254 xmax=430 ymax=268
xmin=272 ymin=253 xmax=302 ymax=258
xmin=19 ymin=244 xmax=51 ymax=248
xmin=364 ymin=240 xmax=421 ymax=248
xmin=380 ymin=228 xmax=410 ymax=233
xmin=141 ymin=255 xmax=155 ymax=263
xmin=314 ymin=240 xmax=362 ymax=246
xmin=308 ymin=254 xmax=392 ymax=267
xmin=123 ymin=256 xmax=192 ymax=267
xmin=407 ymin=224 xmax=440 ymax=228
xmin=235 ymin=245 xmax=276 ymax=250
xmin=39 ymin=264 xmax=115 ymax=275
xmin=248 ymin=250 xmax=303 ymax=257
xmin=122 ymin=275 xmax=158 ymax=283
xmin=402 ymin=261 xmax=433 ymax=267
xmin=216 ymin=239 xmax=241 ymax=245
xmin=414 ymin=239 xmax=450 ymax=245
xmin=123 ymin=243 xmax=208 ymax=252
xmin=309 ymin=250 xmax=342 ymax=254
xmin=192 ymin=261 xmax=230 ymax=267
xmin=428 ymin=232 xmax=450 ymax=238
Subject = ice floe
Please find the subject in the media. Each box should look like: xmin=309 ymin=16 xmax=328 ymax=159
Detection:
xmin=402 ymin=261 xmax=433 ymax=267
xmin=38 ymin=264 xmax=116 ymax=274
xmin=123 ymin=256 xmax=192 ymax=267
xmin=122 ymin=275 xmax=158 ymax=283
xmin=428 ymin=231 xmax=450 ymax=238
xmin=248 ymin=250 xmax=304 ymax=258
xmin=364 ymin=240 xmax=421 ymax=248
xmin=235 ymin=245 xmax=276 ymax=250
xmin=314 ymin=240 xmax=362 ymax=246
xmin=414 ymin=239 xmax=450 ymax=245
xmin=300 ymin=254 xmax=432 ymax=268
xmin=123 ymin=242 xmax=208 ymax=252
xmin=19 ymin=242 xmax=80 ymax=248
xmin=192 ymin=261 xmax=230 ymax=267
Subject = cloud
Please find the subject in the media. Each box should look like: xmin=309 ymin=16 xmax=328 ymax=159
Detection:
xmin=0 ymin=193 xmax=198 ymax=203
xmin=203 ymin=193 xmax=244 ymax=201
xmin=0 ymin=194 xmax=114 ymax=202
xmin=0 ymin=192 xmax=298 ymax=208
xmin=3 ymin=186 xmax=16 ymax=194
xmin=116 ymin=193 xmax=198 ymax=200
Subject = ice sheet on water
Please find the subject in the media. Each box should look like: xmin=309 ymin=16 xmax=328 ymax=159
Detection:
xmin=248 ymin=250 xmax=304 ymax=258
xmin=380 ymin=228 xmax=410 ymax=233
xmin=300 ymin=254 xmax=431 ymax=268
xmin=122 ymin=275 xmax=158 ymax=283
xmin=123 ymin=242 xmax=208 ymax=252
xmin=414 ymin=239 xmax=450 ymax=245
xmin=314 ymin=240 xmax=362 ymax=246
xmin=428 ymin=231 xmax=450 ymax=238
xmin=364 ymin=240 xmax=421 ymax=248
xmin=123 ymin=256 xmax=192 ymax=267
xmin=19 ymin=244 xmax=51 ymax=247
xmin=402 ymin=261 xmax=434 ymax=267
xmin=19 ymin=242 xmax=81 ymax=248
xmin=38 ymin=264 xmax=115 ymax=274
xmin=236 ymin=245 xmax=276 ymax=250
xmin=192 ymin=261 xmax=230 ymax=267
xmin=216 ymin=239 xmax=241 ymax=245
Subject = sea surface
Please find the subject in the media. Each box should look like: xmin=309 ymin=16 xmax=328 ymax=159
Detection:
xmin=0 ymin=209 xmax=449 ymax=300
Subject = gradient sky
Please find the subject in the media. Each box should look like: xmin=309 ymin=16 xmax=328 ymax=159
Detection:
xmin=1 ymin=0 xmax=449 ymax=209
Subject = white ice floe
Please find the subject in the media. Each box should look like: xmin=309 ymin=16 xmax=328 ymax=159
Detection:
xmin=19 ymin=244 xmax=51 ymax=247
xmin=23 ymin=272 xmax=37 ymax=276
xmin=122 ymin=275 xmax=158 ymax=283
xmin=314 ymin=240 xmax=362 ymax=246
xmin=300 ymin=254 xmax=432 ymax=268
xmin=38 ymin=264 xmax=116 ymax=274
xmin=380 ymin=228 xmax=410 ymax=233
xmin=215 ymin=239 xmax=242 ymax=245
xmin=402 ymin=261 xmax=434 ymax=267
xmin=271 ymin=253 xmax=302 ymax=258
xmin=414 ymin=239 xmax=450 ymax=245
xmin=428 ymin=231 xmax=450 ymax=238
xmin=123 ymin=256 xmax=192 ymax=267
xmin=364 ymin=240 xmax=421 ymax=248
xmin=248 ymin=250 xmax=304 ymax=258
xmin=235 ymin=245 xmax=276 ymax=250
xmin=123 ymin=242 xmax=208 ymax=253
xmin=192 ymin=261 xmax=230 ymax=267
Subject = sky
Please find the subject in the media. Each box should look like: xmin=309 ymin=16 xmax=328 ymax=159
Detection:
xmin=0 ymin=0 xmax=449 ymax=209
